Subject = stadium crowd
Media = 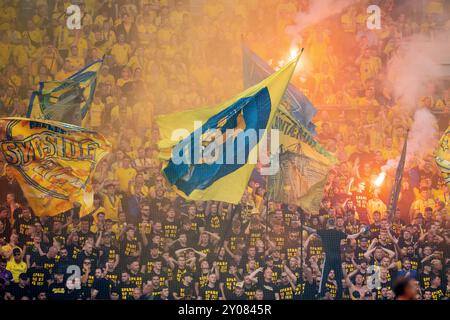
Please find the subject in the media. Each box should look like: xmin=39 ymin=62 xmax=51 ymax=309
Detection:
xmin=0 ymin=0 xmax=449 ymax=300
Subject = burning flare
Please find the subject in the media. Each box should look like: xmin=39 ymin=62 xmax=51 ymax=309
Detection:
xmin=373 ymin=172 xmax=386 ymax=188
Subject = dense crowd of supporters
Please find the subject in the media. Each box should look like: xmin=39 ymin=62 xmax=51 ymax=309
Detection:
xmin=0 ymin=0 xmax=449 ymax=300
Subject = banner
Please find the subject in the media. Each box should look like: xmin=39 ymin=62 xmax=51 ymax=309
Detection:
xmin=269 ymin=109 xmax=336 ymax=213
xmin=435 ymin=126 xmax=450 ymax=186
xmin=0 ymin=118 xmax=111 ymax=216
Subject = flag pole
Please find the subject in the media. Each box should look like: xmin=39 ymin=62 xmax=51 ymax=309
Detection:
xmin=388 ymin=131 xmax=409 ymax=224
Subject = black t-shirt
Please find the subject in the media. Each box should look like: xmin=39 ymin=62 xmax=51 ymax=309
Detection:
xmin=141 ymin=253 xmax=163 ymax=274
xmin=294 ymin=280 xmax=317 ymax=300
xmin=129 ymin=271 xmax=145 ymax=288
xmin=77 ymin=251 xmax=99 ymax=269
xmin=92 ymin=277 xmax=112 ymax=300
xmin=195 ymin=243 xmax=213 ymax=258
xmin=13 ymin=216 xmax=35 ymax=245
xmin=259 ymin=280 xmax=278 ymax=300
xmin=26 ymin=267 xmax=50 ymax=295
xmin=48 ymin=282 xmax=69 ymax=300
xmin=105 ymin=272 xmax=120 ymax=287
xmin=172 ymin=266 xmax=189 ymax=285
xmin=173 ymin=282 xmax=195 ymax=300
xmin=189 ymin=217 xmax=204 ymax=236
xmin=25 ymin=244 xmax=48 ymax=267
xmin=121 ymin=238 xmax=140 ymax=259
xmin=429 ymin=287 xmax=445 ymax=300
xmin=278 ymin=282 xmax=294 ymax=300
xmin=77 ymin=230 xmax=95 ymax=246
xmin=99 ymin=245 xmax=119 ymax=266
xmin=199 ymin=283 xmax=221 ymax=300
xmin=66 ymin=244 xmax=82 ymax=262
xmin=7 ymin=283 xmax=32 ymax=299
xmin=162 ymin=219 xmax=179 ymax=240
xmin=228 ymin=292 xmax=247 ymax=300
xmin=214 ymin=257 xmax=232 ymax=279
xmin=41 ymin=256 xmax=57 ymax=274
xmin=317 ymin=229 xmax=347 ymax=259
xmin=206 ymin=214 xmax=223 ymax=233
xmin=117 ymin=282 xmax=136 ymax=300
xmin=243 ymin=284 xmax=257 ymax=300
xmin=48 ymin=232 xmax=67 ymax=246
xmin=220 ymin=272 xmax=239 ymax=297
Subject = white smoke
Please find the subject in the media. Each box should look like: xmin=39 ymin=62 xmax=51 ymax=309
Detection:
xmin=285 ymin=0 xmax=357 ymax=47
xmin=382 ymin=32 xmax=449 ymax=171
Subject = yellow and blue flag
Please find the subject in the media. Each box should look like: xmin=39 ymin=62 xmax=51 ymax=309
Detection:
xmin=0 ymin=117 xmax=111 ymax=217
xmin=242 ymin=44 xmax=317 ymax=135
xmin=27 ymin=58 xmax=103 ymax=126
xmin=436 ymin=126 xmax=450 ymax=186
xmin=157 ymin=55 xmax=301 ymax=204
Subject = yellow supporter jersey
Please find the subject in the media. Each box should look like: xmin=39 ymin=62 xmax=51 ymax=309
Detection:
xmin=89 ymin=101 xmax=105 ymax=128
xmin=0 ymin=43 xmax=11 ymax=69
xmin=6 ymin=260 xmax=27 ymax=283
xmin=381 ymin=148 xmax=399 ymax=160
xmin=111 ymin=43 xmax=131 ymax=66
xmin=130 ymin=184 xmax=149 ymax=197
xmin=410 ymin=198 xmax=436 ymax=217
xmin=103 ymin=194 xmax=121 ymax=222
xmin=12 ymin=44 xmax=29 ymax=67
xmin=367 ymin=199 xmax=387 ymax=224
xmin=115 ymin=167 xmax=137 ymax=192
xmin=66 ymin=56 xmax=85 ymax=70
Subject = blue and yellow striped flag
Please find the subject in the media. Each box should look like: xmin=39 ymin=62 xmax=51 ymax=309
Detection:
xmin=436 ymin=126 xmax=450 ymax=186
xmin=157 ymin=55 xmax=301 ymax=204
xmin=27 ymin=59 xmax=103 ymax=126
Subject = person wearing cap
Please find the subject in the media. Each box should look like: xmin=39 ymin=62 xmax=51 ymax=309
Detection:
xmin=6 ymin=247 xmax=26 ymax=283
xmin=303 ymin=218 xmax=365 ymax=299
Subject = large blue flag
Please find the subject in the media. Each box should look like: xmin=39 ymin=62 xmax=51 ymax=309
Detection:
xmin=242 ymin=44 xmax=317 ymax=135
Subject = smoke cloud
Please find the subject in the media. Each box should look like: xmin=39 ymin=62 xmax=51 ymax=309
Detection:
xmin=384 ymin=31 xmax=448 ymax=169
xmin=285 ymin=0 xmax=357 ymax=47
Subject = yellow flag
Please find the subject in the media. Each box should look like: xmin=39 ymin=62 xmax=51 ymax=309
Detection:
xmin=436 ymin=126 xmax=450 ymax=186
xmin=0 ymin=117 xmax=111 ymax=216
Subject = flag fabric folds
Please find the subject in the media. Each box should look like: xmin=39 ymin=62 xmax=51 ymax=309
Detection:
xmin=387 ymin=133 xmax=408 ymax=222
xmin=268 ymin=108 xmax=336 ymax=213
xmin=242 ymin=44 xmax=317 ymax=135
xmin=435 ymin=126 xmax=450 ymax=186
xmin=27 ymin=59 xmax=103 ymax=126
xmin=157 ymin=56 xmax=300 ymax=204
xmin=0 ymin=117 xmax=111 ymax=217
